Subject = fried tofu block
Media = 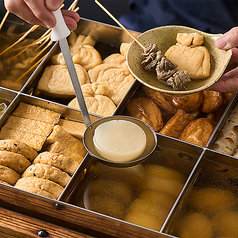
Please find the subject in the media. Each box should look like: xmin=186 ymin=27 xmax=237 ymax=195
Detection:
xmin=47 ymin=141 xmax=85 ymax=164
xmin=13 ymin=102 xmax=60 ymax=125
xmin=58 ymin=119 xmax=86 ymax=140
xmin=4 ymin=115 xmax=54 ymax=137
xmin=0 ymin=127 xmax=46 ymax=151
xmin=46 ymin=125 xmax=87 ymax=157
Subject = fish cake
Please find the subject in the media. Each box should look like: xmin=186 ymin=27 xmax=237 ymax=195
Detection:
xmin=58 ymin=119 xmax=86 ymax=140
xmin=46 ymin=125 xmax=87 ymax=157
xmin=127 ymin=97 xmax=163 ymax=132
xmin=165 ymin=44 xmax=210 ymax=79
xmin=4 ymin=115 xmax=54 ymax=137
xmin=200 ymin=91 xmax=223 ymax=113
xmin=47 ymin=141 xmax=85 ymax=164
xmin=0 ymin=165 xmax=20 ymax=185
xmin=0 ymin=139 xmax=38 ymax=161
xmin=0 ymin=151 xmax=31 ymax=174
xmin=0 ymin=127 xmax=46 ymax=151
xmin=22 ymin=163 xmax=71 ymax=187
xmin=37 ymin=64 xmax=90 ymax=98
xmin=88 ymin=63 xmax=135 ymax=105
xmin=160 ymin=109 xmax=194 ymax=138
xmin=15 ymin=177 xmax=63 ymax=199
xmin=179 ymin=118 xmax=214 ymax=147
xmin=33 ymin=152 xmax=79 ymax=176
xmin=13 ymin=102 xmax=60 ymax=125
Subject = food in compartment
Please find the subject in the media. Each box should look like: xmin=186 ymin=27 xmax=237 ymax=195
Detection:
xmin=159 ymin=109 xmax=194 ymax=139
xmin=22 ymin=163 xmax=71 ymax=187
xmin=15 ymin=177 xmax=63 ymax=200
xmin=126 ymin=97 xmax=163 ymax=132
xmin=37 ymin=64 xmax=90 ymax=98
xmin=0 ymin=102 xmax=7 ymax=116
xmin=179 ymin=118 xmax=215 ymax=147
xmin=0 ymin=102 xmax=87 ymax=199
xmin=176 ymin=212 xmax=213 ymax=238
xmin=0 ymin=164 xmax=20 ymax=185
xmin=212 ymin=103 xmax=238 ymax=156
xmin=0 ymin=139 xmax=38 ymax=161
xmin=82 ymin=163 xmax=185 ymax=232
xmin=68 ymin=83 xmax=116 ymax=117
xmin=126 ymin=85 xmax=232 ymax=147
xmin=37 ymin=32 xmax=134 ymax=117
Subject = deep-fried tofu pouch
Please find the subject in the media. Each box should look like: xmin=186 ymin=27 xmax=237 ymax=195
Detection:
xmin=176 ymin=33 xmax=204 ymax=46
xmin=165 ymin=44 xmax=210 ymax=79
xmin=179 ymin=118 xmax=214 ymax=147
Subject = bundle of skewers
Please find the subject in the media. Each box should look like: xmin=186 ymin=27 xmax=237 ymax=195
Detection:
xmin=0 ymin=0 xmax=79 ymax=91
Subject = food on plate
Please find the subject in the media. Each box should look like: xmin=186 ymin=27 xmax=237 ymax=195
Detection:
xmin=165 ymin=33 xmax=210 ymax=80
xmin=160 ymin=109 xmax=194 ymax=138
xmin=0 ymin=151 xmax=30 ymax=174
xmin=179 ymin=118 xmax=214 ymax=147
xmin=0 ymin=139 xmax=38 ymax=161
xmin=176 ymin=32 xmax=204 ymax=46
xmin=37 ymin=64 xmax=90 ymax=98
xmin=68 ymin=83 xmax=116 ymax=117
xmin=88 ymin=63 xmax=135 ymax=105
xmin=15 ymin=177 xmax=63 ymax=199
xmin=142 ymin=86 xmax=177 ymax=114
xmin=212 ymin=103 xmax=238 ymax=155
xmin=188 ymin=187 xmax=237 ymax=214
xmin=22 ymin=163 xmax=71 ymax=187
xmin=0 ymin=164 xmax=20 ymax=185
xmin=177 ymin=212 xmax=213 ymax=238
xmin=171 ymin=92 xmax=203 ymax=112
xmin=141 ymin=43 xmax=191 ymax=90
xmin=200 ymin=91 xmax=223 ymax=113
xmin=33 ymin=152 xmax=79 ymax=176
xmin=126 ymin=97 xmax=163 ymax=132
xmin=12 ymin=102 xmax=60 ymax=125
xmin=58 ymin=119 xmax=86 ymax=140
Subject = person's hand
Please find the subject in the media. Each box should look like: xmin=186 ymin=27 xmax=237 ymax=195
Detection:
xmin=4 ymin=0 xmax=80 ymax=30
xmin=207 ymin=27 xmax=238 ymax=93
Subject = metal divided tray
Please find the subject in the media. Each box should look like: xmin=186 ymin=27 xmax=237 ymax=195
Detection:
xmin=0 ymin=16 xmax=238 ymax=238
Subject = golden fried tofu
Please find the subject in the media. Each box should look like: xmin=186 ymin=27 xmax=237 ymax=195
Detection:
xmin=176 ymin=33 xmax=204 ymax=46
xmin=13 ymin=102 xmax=60 ymax=125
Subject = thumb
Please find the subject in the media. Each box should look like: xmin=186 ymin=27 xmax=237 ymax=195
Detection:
xmin=45 ymin=0 xmax=64 ymax=11
xmin=216 ymin=27 xmax=238 ymax=50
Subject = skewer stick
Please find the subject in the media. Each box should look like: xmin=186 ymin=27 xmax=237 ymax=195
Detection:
xmin=0 ymin=10 xmax=9 ymax=30
xmin=68 ymin=0 xmax=78 ymax=11
xmin=95 ymin=0 xmax=145 ymax=50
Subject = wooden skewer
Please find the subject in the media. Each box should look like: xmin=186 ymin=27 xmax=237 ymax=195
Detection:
xmin=95 ymin=0 xmax=145 ymax=50
xmin=68 ymin=0 xmax=78 ymax=11
xmin=0 ymin=10 xmax=9 ymax=30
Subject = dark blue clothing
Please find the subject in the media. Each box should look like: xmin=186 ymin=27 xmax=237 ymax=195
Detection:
xmin=119 ymin=0 xmax=238 ymax=34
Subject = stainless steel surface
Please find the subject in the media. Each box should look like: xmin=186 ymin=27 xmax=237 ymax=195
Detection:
xmin=59 ymin=37 xmax=91 ymax=127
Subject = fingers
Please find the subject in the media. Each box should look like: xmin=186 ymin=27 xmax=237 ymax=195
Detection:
xmin=4 ymin=0 xmax=79 ymax=30
xmin=216 ymin=27 xmax=238 ymax=50
xmin=207 ymin=67 xmax=238 ymax=93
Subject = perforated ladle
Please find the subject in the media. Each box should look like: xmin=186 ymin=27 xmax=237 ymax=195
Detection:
xmin=51 ymin=9 xmax=157 ymax=167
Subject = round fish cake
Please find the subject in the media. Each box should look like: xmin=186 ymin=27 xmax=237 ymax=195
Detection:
xmin=0 ymin=165 xmax=20 ymax=185
xmin=177 ymin=212 xmax=213 ymax=238
xmin=22 ymin=163 xmax=71 ymax=187
xmin=14 ymin=184 xmax=54 ymax=199
xmin=33 ymin=152 xmax=79 ymax=176
xmin=15 ymin=177 xmax=63 ymax=199
xmin=0 ymin=139 xmax=38 ymax=161
xmin=0 ymin=151 xmax=31 ymax=174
